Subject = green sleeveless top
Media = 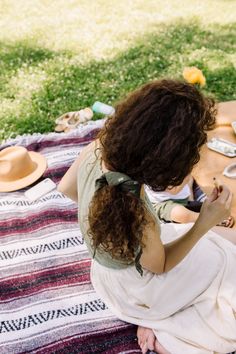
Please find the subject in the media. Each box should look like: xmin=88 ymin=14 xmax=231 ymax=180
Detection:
xmin=77 ymin=145 xmax=159 ymax=271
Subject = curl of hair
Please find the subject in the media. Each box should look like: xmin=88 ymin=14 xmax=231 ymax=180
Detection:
xmin=99 ymin=79 xmax=216 ymax=191
xmin=89 ymin=79 xmax=217 ymax=262
xmin=88 ymin=186 xmax=147 ymax=262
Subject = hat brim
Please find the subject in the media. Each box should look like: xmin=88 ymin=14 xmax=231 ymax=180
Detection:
xmin=0 ymin=151 xmax=47 ymax=192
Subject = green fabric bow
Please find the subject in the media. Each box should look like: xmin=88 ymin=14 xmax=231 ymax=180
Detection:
xmin=95 ymin=171 xmax=141 ymax=198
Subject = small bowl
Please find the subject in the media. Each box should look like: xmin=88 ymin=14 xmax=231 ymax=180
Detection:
xmin=223 ymin=162 xmax=236 ymax=178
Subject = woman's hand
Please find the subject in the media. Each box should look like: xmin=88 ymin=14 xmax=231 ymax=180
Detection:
xmin=197 ymin=185 xmax=233 ymax=229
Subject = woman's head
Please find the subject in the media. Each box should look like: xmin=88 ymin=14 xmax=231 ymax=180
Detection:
xmin=99 ymin=79 xmax=216 ymax=191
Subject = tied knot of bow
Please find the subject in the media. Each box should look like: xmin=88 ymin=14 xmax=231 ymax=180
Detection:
xmin=95 ymin=171 xmax=141 ymax=198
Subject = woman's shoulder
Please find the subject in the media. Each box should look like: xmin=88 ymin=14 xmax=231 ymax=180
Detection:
xmin=77 ymin=139 xmax=102 ymax=200
xmin=77 ymin=140 xmax=101 ymax=177
xmin=78 ymin=140 xmax=99 ymax=165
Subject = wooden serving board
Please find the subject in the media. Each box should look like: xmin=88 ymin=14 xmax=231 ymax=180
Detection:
xmin=193 ymin=101 xmax=236 ymax=229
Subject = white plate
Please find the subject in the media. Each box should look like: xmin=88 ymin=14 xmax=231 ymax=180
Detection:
xmin=207 ymin=137 xmax=236 ymax=157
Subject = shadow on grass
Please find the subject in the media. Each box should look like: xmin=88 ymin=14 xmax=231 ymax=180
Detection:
xmin=0 ymin=41 xmax=56 ymax=95
xmin=0 ymin=20 xmax=236 ymax=140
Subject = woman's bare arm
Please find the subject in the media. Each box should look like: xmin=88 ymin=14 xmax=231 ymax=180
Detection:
xmin=58 ymin=141 xmax=97 ymax=202
xmin=140 ymin=185 xmax=233 ymax=274
xmin=140 ymin=214 xmax=166 ymax=274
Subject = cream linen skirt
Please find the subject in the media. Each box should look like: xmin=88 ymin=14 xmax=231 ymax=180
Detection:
xmin=91 ymin=224 xmax=236 ymax=354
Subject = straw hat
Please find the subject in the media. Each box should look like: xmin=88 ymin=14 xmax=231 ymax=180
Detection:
xmin=0 ymin=146 xmax=47 ymax=192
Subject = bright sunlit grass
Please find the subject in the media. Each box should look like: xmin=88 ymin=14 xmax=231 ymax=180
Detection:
xmin=0 ymin=0 xmax=236 ymax=140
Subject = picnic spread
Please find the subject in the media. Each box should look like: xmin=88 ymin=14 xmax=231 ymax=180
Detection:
xmin=0 ymin=101 xmax=235 ymax=353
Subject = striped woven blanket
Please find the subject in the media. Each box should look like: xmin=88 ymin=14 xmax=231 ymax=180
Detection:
xmin=0 ymin=120 xmax=140 ymax=354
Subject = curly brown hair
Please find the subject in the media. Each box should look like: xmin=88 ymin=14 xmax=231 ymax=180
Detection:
xmin=88 ymin=79 xmax=217 ymax=262
xmin=88 ymin=185 xmax=147 ymax=261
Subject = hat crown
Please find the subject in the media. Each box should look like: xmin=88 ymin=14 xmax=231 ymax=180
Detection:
xmin=0 ymin=146 xmax=36 ymax=182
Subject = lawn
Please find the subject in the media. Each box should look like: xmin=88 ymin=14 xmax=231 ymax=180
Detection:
xmin=0 ymin=0 xmax=236 ymax=141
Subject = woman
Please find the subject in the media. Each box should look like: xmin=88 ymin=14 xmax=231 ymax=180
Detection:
xmin=58 ymin=80 xmax=236 ymax=354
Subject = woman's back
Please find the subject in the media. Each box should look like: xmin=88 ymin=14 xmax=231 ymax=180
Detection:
xmin=77 ymin=141 xmax=144 ymax=270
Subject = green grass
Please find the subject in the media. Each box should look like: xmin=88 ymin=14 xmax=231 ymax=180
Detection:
xmin=0 ymin=0 xmax=236 ymax=141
